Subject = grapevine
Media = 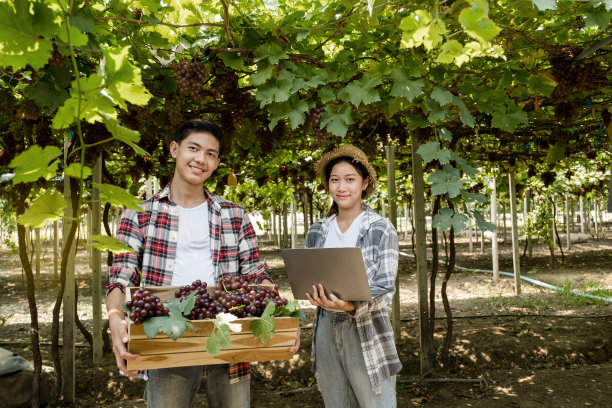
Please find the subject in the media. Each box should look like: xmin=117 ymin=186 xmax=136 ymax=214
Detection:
xmin=170 ymin=59 xmax=209 ymax=101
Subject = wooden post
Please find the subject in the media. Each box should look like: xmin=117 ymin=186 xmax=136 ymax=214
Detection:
xmin=87 ymin=209 xmax=93 ymax=268
xmin=290 ymin=197 xmax=297 ymax=249
xmin=62 ymin=176 xmax=76 ymax=402
xmin=382 ymin=200 xmax=386 ymax=217
xmin=385 ymin=144 xmax=400 ymax=339
xmin=411 ymin=131 xmax=433 ymax=375
xmin=467 ymin=204 xmax=473 ymax=253
xmin=565 ymin=194 xmax=571 ymax=250
xmin=35 ymin=228 xmax=41 ymax=280
xmin=551 ymin=196 xmax=556 ymax=252
xmin=53 ymin=221 xmax=59 ymax=283
xmin=404 ymin=202 xmax=409 ymax=241
xmin=579 ymin=196 xmax=585 ymax=234
xmin=508 ymin=171 xmax=521 ymax=296
xmin=490 ymin=177 xmax=499 ymax=284
xmin=594 ymin=198 xmax=599 ymax=238
xmin=92 ymin=157 xmax=103 ymax=363
xmin=502 ymin=201 xmax=507 ymax=243
xmin=525 ymin=189 xmax=532 ymax=259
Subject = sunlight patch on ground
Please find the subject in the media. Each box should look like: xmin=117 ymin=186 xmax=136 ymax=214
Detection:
xmin=518 ymin=375 xmax=535 ymax=383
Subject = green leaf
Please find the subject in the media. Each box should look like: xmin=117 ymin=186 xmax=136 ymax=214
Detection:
xmin=92 ymin=183 xmax=143 ymax=211
xmin=318 ymin=87 xmax=336 ymax=104
xmin=179 ymin=290 xmax=197 ymax=315
xmin=320 ymin=105 xmax=353 ymax=137
xmin=461 ymin=191 xmax=488 ymax=204
xmin=251 ymin=301 xmax=276 ymax=344
xmin=452 ymin=96 xmax=475 ymax=128
xmin=532 ymin=0 xmax=556 ymax=11
xmin=207 ymin=330 xmax=221 ymax=355
xmin=450 ymin=151 xmax=478 ymax=177
xmin=527 ymin=73 xmax=556 ymax=97
xmin=546 ymin=144 xmax=566 ymax=164
xmin=64 ymin=163 xmax=92 ymax=180
xmin=432 ymin=208 xmax=468 ymax=233
xmin=101 ymin=115 xmax=148 ymax=156
xmin=90 ymin=235 xmax=134 ymax=254
xmin=103 ymin=47 xmax=152 ymax=109
xmin=417 ymin=142 xmax=451 ymax=165
xmin=251 ymin=62 xmax=274 ymax=86
xmin=337 ymin=75 xmax=381 ymax=107
xmin=9 ymin=145 xmax=61 ymax=185
xmin=143 ymin=315 xmax=193 ymax=341
xmin=491 ymin=104 xmax=528 ymax=132
xmin=428 ymin=165 xmax=462 ymax=198
xmin=0 ymin=0 xmax=58 ymax=70
xmin=438 ymin=127 xmax=452 ymax=142
xmin=390 ymin=69 xmax=424 ymax=101
xmin=426 ymin=98 xmax=450 ymax=123
xmin=473 ymin=209 xmax=496 ymax=232
xmin=219 ymin=52 xmax=247 ymax=71
xmin=254 ymin=42 xmax=288 ymax=65
xmin=57 ymin=21 xmax=89 ymax=47
xmin=274 ymin=300 xmax=306 ymax=321
xmin=17 ymin=190 xmax=67 ymax=228
xmin=458 ymin=8 xmax=501 ymax=43
xmin=437 ymin=40 xmax=465 ymax=66
xmin=583 ymin=6 xmax=612 ymax=30
xmin=431 ymin=88 xmax=454 ymax=106
xmin=286 ymin=99 xmax=309 ymax=129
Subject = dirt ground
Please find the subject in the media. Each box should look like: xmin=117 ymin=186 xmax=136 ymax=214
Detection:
xmin=1 ymin=233 xmax=612 ymax=407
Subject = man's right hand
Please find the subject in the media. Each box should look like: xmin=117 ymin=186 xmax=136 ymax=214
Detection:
xmin=107 ymin=288 xmax=140 ymax=374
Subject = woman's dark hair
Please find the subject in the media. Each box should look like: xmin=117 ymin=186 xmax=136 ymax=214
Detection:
xmin=174 ymin=119 xmax=224 ymax=156
xmin=324 ymin=156 xmax=370 ymax=216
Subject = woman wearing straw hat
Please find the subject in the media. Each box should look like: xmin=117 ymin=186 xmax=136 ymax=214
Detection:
xmin=305 ymin=144 xmax=401 ymax=407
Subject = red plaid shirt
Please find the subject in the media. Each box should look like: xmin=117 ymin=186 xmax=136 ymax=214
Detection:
xmin=108 ymin=183 xmax=269 ymax=382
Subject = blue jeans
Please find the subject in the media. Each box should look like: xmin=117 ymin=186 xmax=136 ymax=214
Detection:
xmin=315 ymin=309 xmax=396 ymax=408
xmin=144 ymin=364 xmax=250 ymax=408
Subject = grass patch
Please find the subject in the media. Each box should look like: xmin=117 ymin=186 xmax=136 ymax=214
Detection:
xmin=558 ymin=280 xmax=612 ymax=306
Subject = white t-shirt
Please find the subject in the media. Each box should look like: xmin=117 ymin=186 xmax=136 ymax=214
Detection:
xmin=171 ymin=202 xmax=215 ymax=286
xmin=324 ymin=211 xmax=365 ymax=248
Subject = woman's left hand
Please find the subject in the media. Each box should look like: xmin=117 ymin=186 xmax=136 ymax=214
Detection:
xmin=306 ymin=283 xmax=355 ymax=313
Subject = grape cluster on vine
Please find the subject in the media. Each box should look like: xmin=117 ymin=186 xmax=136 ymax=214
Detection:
xmin=170 ymin=59 xmax=209 ymax=101
xmin=126 ymin=288 xmax=169 ymax=324
xmin=307 ymin=106 xmax=328 ymax=145
xmin=224 ymin=90 xmax=252 ymax=127
xmin=175 ymin=277 xmax=288 ymax=320
xmin=213 ymin=71 xmax=239 ymax=97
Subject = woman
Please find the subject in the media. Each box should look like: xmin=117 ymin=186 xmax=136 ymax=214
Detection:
xmin=305 ymin=144 xmax=402 ymax=408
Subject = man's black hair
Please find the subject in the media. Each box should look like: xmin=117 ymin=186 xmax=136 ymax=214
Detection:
xmin=174 ymin=119 xmax=224 ymax=156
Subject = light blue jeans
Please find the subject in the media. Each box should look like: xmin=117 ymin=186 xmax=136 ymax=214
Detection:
xmin=144 ymin=364 xmax=250 ymax=408
xmin=315 ymin=309 xmax=396 ymax=408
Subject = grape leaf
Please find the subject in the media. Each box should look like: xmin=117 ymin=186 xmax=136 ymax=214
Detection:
xmin=101 ymin=115 xmax=148 ymax=156
xmin=251 ymin=61 xmax=274 ymax=86
xmin=473 ymin=209 xmax=497 ymax=232
xmin=17 ymin=190 xmax=67 ymax=228
xmin=274 ymin=300 xmax=306 ymax=321
xmin=438 ymin=127 xmax=452 ymax=142
xmin=450 ymin=151 xmax=478 ymax=177
xmin=337 ymin=75 xmax=382 ymax=107
xmin=254 ymin=42 xmax=288 ymax=65
xmin=532 ymin=0 xmax=556 ymax=11
xmin=143 ymin=314 xmax=193 ymax=341
xmin=90 ymin=235 xmax=133 ymax=254
xmin=433 ymin=208 xmax=469 ymax=233
xmin=417 ymin=142 xmax=451 ymax=165
xmin=206 ymin=313 xmax=241 ymax=356
xmin=546 ymin=144 xmax=566 ymax=164
xmin=92 ymin=182 xmax=144 ymax=211
xmin=428 ymin=165 xmax=462 ymax=198
xmin=430 ymin=88 xmax=454 ymax=106
xmin=320 ymin=105 xmax=353 ymax=137
xmin=64 ymin=163 xmax=92 ymax=180
xmin=9 ymin=145 xmax=61 ymax=185
xmin=459 ymin=7 xmax=501 ymax=43
xmin=0 ymin=0 xmax=58 ymax=70
xmin=527 ymin=73 xmax=556 ymax=97
xmin=390 ymin=69 xmax=424 ymax=101
xmin=251 ymin=301 xmax=276 ymax=344
xmin=461 ymin=191 xmax=488 ymax=204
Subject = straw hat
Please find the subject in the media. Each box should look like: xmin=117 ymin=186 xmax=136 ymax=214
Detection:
xmin=316 ymin=144 xmax=378 ymax=198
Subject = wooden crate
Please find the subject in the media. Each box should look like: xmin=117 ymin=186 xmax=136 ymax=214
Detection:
xmin=125 ymin=286 xmax=299 ymax=371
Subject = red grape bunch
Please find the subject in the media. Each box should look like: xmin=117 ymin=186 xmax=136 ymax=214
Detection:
xmin=175 ymin=277 xmax=289 ymax=320
xmin=170 ymin=59 xmax=209 ymax=101
xmin=126 ymin=288 xmax=169 ymax=324
xmin=307 ymin=106 xmax=328 ymax=145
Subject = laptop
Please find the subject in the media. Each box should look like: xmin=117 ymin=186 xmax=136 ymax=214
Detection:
xmin=281 ymin=247 xmax=372 ymax=301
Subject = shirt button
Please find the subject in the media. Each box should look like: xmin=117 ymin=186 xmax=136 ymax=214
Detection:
xmin=170 ymin=233 xmax=177 ymax=241
xmin=167 ymin=261 xmax=174 ymax=269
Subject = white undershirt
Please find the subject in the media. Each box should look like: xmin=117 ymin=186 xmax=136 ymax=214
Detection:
xmin=171 ymin=202 xmax=215 ymax=286
xmin=324 ymin=212 xmax=365 ymax=248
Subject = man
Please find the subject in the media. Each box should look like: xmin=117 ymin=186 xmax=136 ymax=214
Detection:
xmin=107 ymin=119 xmax=275 ymax=408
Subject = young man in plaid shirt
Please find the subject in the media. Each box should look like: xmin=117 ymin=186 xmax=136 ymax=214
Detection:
xmin=106 ymin=119 xmax=283 ymax=408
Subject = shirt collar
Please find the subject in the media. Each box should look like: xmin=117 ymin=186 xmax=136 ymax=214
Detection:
xmin=157 ymin=183 xmax=221 ymax=211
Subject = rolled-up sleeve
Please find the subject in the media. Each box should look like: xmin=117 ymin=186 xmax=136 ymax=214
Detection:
xmin=107 ymin=209 xmax=143 ymax=294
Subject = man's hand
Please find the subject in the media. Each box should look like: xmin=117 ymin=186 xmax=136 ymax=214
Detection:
xmin=306 ymin=283 xmax=355 ymax=313
xmin=289 ymin=326 xmax=300 ymax=353
xmin=107 ymin=288 xmax=140 ymax=374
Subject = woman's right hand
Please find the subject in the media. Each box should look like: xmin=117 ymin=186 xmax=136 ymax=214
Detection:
xmin=306 ymin=283 xmax=355 ymax=313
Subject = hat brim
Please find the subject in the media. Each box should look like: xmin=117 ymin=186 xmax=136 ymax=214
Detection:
xmin=316 ymin=145 xmax=378 ymax=198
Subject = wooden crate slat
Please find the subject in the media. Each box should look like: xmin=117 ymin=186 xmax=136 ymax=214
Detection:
xmin=129 ymin=330 xmax=298 ymax=355
xmin=127 ymin=347 xmax=295 ymax=371
xmin=129 ymin=316 xmax=299 ymax=339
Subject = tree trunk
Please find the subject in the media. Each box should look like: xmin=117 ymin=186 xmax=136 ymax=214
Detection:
xmin=16 ymin=185 xmax=43 ymax=408
xmin=440 ymin=201 xmax=456 ymax=371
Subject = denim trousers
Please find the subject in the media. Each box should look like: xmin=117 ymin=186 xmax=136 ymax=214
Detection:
xmin=315 ymin=309 xmax=396 ymax=408
xmin=144 ymin=364 xmax=250 ymax=408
